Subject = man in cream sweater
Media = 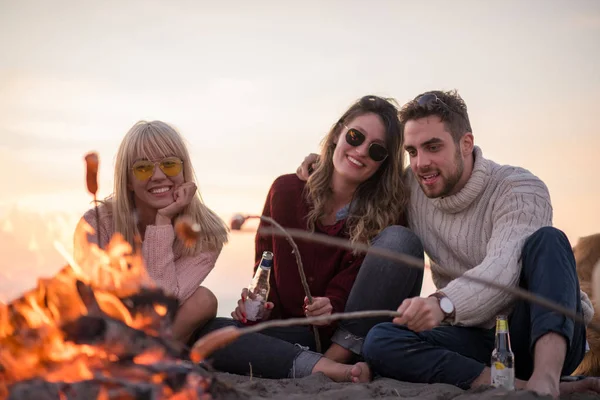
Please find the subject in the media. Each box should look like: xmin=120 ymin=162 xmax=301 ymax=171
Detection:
xmin=356 ymin=90 xmax=598 ymax=397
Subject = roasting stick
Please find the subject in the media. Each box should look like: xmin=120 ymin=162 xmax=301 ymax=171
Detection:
xmin=84 ymin=153 xmax=102 ymax=249
xmin=190 ymin=310 xmax=400 ymax=363
xmin=240 ymin=215 xmax=322 ymax=353
xmin=189 ymin=226 xmax=599 ymax=362
xmin=176 ymin=214 xmax=323 ymax=353
xmin=262 ymin=227 xmax=600 ymax=333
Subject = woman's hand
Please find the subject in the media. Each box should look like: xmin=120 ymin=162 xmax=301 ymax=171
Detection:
xmin=155 ymin=182 xmax=197 ymax=224
xmin=304 ymin=296 xmax=333 ymax=326
xmin=231 ymin=288 xmax=274 ymax=323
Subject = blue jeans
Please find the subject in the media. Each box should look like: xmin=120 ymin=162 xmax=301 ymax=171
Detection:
xmin=194 ymin=317 xmax=323 ymax=379
xmin=362 ymin=227 xmax=587 ymax=389
xmin=331 ymin=226 xmax=424 ymax=356
xmin=192 ymin=226 xmax=424 ymax=378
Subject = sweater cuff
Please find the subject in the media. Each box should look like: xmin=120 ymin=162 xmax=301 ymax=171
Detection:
xmin=438 ymin=282 xmax=475 ymax=325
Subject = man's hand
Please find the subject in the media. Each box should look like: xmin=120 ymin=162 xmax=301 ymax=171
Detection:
xmin=304 ymin=296 xmax=333 ymax=326
xmin=296 ymin=153 xmax=319 ymax=181
xmin=392 ymin=296 xmax=445 ymax=332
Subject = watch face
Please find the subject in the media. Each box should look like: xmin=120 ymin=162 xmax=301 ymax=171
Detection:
xmin=440 ymin=297 xmax=454 ymax=314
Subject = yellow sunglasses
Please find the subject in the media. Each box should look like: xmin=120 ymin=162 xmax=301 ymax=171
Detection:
xmin=131 ymin=157 xmax=183 ymax=181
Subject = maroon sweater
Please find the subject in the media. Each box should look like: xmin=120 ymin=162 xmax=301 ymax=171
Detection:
xmin=253 ymin=174 xmax=366 ymax=339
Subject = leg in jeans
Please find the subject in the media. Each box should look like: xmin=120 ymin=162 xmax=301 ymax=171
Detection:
xmin=362 ymin=323 xmax=494 ymax=389
xmin=192 ymin=317 xmax=322 ymax=378
xmin=362 ymin=227 xmax=586 ymax=391
xmin=508 ymin=226 xmax=586 ymax=380
xmin=329 ymin=225 xmax=424 ymax=358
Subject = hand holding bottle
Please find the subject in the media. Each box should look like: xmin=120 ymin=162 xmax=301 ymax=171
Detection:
xmin=232 ymin=251 xmax=274 ymax=324
xmin=231 ymin=288 xmax=274 ymax=324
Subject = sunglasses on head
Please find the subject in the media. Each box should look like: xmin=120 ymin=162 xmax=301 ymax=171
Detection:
xmin=131 ymin=156 xmax=183 ymax=181
xmin=344 ymin=125 xmax=388 ymax=162
xmin=416 ymin=93 xmax=472 ymax=127
xmin=416 ymin=93 xmax=454 ymax=110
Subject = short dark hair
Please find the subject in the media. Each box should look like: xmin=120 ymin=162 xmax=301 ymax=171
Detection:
xmin=398 ymin=89 xmax=472 ymax=143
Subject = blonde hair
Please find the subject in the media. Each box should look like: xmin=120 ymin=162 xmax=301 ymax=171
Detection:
xmin=107 ymin=120 xmax=228 ymax=255
xmin=306 ymin=96 xmax=408 ymax=245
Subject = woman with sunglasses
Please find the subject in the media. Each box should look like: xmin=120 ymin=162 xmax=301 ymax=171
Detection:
xmin=194 ymin=95 xmax=423 ymax=382
xmin=75 ymin=120 xmax=229 ymax=344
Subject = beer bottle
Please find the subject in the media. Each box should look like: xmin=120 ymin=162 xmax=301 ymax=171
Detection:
xmin=245 ymin=251 xmax=273 ymax=321
xmin=490 ymin=315 xmax=515 ymax=390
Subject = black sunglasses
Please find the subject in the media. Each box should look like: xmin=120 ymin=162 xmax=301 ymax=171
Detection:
xmin=416 ymin=93 xmax=454 ymax=111
xmin=344 ymin=126 xmax=388 ymax=162
xmin=416 ymin=93 xmax=468 ymax=123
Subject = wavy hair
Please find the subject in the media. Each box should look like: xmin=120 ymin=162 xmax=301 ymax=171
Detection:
xmin=305 ymin=95 xmax=408 ymax=245
xmin=106 ymin=120 xmax=228 ymax=255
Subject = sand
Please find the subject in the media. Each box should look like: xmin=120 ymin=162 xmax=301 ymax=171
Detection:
xmin=210 ymin=372 xmax=600 ymax=400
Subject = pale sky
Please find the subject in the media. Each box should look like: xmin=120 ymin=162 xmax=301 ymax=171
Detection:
xmin=1 ymin=0 xmax=599 ymax=312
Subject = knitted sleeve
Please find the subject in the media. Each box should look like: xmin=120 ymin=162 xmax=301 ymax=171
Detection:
xmin=441 ymin=178 xmax=553 ymax=326
xmin=142 ymin=226 xmax=179 ymax=299
xmin=142 ymin=225 xmax=220 ymax=304
xmin=324 ymin=253 xmax=364 ymax=314
xmin=173 ymin=247 xmax=221 ymax=304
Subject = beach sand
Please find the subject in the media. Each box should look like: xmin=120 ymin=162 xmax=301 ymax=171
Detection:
xmin=210 ymin=372 xmax=600 ymax=399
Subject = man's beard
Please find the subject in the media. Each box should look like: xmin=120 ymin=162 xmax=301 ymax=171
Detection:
xmin=420 ymin=150 xmax=464 ymax=199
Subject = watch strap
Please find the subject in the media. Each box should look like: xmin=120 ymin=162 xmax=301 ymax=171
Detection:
xmin=429 ymin=292 xmax=456 ymax=322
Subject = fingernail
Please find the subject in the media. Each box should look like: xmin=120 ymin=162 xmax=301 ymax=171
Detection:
xmin=242 ymin=312 xmax=246 ymax=318
xmin=243 ymin=318 xmax=247 ymax=323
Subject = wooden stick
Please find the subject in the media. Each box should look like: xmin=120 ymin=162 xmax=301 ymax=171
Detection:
xmin=239 ymin=310 xmax=400 ymax=334
xmin=191 ymin=310 xmax=400 ymax=363
xmin=84 ymin=152 xmax=101 ymax=249
xmin=260 ymin=227 xmax=600 ymax=333
xmin=245 ymin=215 xmax=322 ymax=353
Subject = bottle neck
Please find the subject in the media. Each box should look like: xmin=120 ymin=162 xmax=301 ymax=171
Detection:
xmin=495 ymin=331 xmax=512 ymax=351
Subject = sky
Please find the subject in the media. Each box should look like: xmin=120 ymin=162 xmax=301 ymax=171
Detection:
xmin=0 ymin=0 xmax=599 ymax=314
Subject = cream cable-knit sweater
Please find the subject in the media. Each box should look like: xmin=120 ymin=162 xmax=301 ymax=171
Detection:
xmin=77 ymin=206 xmax=220 ymax=304
xmin=407 ymin=146 xmax=594 ymax=329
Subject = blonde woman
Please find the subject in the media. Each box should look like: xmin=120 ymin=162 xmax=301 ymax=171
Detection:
xmin=195 ymin=95 xmax=423 ymax=382
xmin=75 ymin=120 xmax=228 ymax=343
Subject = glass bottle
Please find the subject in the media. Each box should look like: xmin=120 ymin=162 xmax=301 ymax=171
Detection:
xmin=491 ymin=315 xmax=515 ymax=390
xmin=245 ymin=251 xmax=273 ymax=321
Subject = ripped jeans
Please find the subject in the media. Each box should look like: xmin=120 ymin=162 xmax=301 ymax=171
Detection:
xmin=191 ymin=318 xmax=323 ymax=379
xmin=330 ymin=225 xmax=424 ymax=357
xmin=191 ymin=225 xmax=425 ymax=379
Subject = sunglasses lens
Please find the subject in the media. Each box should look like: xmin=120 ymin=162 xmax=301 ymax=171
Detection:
xmin=417 ymin=93 xmax=437 ymax=107
xmin=346 ymin=129 xmax=365 ymax=147
xmin=159 ymin=157 xmax=183 ymax=177
xmin=369 ymin=144 xmax=388 ymax=162
xmin=132 ymin=161 xmax=154 ymax=180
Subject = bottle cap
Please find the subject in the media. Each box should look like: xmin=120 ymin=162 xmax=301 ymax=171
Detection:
xmin=260 ymin=251 xmax=273 ymax=269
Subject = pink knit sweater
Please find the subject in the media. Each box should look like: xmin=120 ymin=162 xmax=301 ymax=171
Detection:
xmin=79 ymin=207 xmax=220 ymax=304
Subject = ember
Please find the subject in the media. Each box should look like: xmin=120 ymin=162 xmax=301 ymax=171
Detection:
xmin=0 ymin=222 xmax=241 ymax=400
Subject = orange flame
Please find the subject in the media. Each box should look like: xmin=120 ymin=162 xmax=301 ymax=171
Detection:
xmin=0 ymin=219 xmax=210 ymax=399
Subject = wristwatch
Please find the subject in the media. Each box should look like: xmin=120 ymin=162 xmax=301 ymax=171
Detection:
xmin=429 ymin=292 xmax=455 ymax=322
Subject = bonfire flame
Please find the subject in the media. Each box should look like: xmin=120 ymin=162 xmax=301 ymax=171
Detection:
xmin=0 ymin=221 xmax=215 ymax=400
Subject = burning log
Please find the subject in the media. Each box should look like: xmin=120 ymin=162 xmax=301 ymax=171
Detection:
xmin=0 ymin=229 xmax=246 ymax=400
